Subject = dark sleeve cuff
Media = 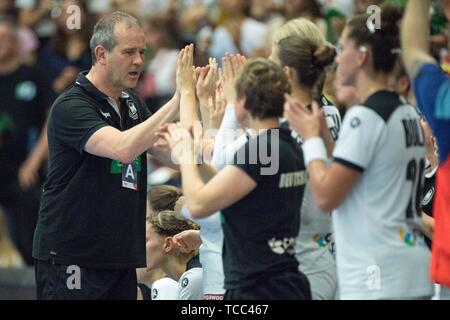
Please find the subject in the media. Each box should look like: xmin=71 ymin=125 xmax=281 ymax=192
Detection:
xmin=79 ymin=123 xmax=109 ymax=154
xmin=334 ymin=157 xmax=364 ymax=172
xmin=137 ymin=283 xmax=152 ymax=300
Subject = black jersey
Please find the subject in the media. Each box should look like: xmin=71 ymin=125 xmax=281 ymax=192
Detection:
xmin=33 ymin=72 xmax=151 ymax=269
xmin=222 ymin=126 xmax=307 ymax=291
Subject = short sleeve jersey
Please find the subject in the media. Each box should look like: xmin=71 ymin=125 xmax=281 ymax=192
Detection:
xmin=222 ymin=127 xmax=307 ymax=290
xmin=33 ymin=72 xmax=151 ymax=269
xmin=331 ymin=91 xmax=432 ymax=299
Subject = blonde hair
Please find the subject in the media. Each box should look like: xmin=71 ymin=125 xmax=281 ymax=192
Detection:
xmin=272 ymin=18 xmax=335 ymax=95
xmin=148 ymin=210 xmax=200 ymax=237
xmin=272 ymin=18 xmax=325 ymax=47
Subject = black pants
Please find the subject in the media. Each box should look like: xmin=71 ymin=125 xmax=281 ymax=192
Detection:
xmin=35 ymin=260 xmax=137 ymax=300
xmin=225 ymin=269 xmax=312 ymax=300
xmin=0 ymin=178 xmax=40 ymax=265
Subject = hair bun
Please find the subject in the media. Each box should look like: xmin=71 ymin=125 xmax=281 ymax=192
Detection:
xmin=313 ymin=43 xmax=336 ymax=69
xmin=381 ymin=4 xmax=403 ymax=31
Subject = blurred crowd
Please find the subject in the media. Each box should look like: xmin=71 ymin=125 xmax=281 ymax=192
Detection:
xmin=0 ymin=0 xmax=448 ymax=292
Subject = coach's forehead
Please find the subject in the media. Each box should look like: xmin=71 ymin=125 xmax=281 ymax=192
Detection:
xmin=113 ymin=21 xmax=144 ymax=44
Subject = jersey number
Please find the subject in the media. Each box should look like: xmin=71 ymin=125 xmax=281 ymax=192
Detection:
xmin=405 ymin=158 xmax=425 ymax=220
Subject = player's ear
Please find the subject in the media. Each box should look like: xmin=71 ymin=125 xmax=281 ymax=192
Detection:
xmin=163 ymin=237 xmax=175 ymax=253
xmin=356 ymin=46 xmax=369 ymax=67
xmin=283 ymin=66 xmax=296 ymax=82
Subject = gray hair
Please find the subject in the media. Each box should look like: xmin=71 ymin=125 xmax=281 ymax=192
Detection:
xmin=90 ymin=11 xmax=141 ymax=65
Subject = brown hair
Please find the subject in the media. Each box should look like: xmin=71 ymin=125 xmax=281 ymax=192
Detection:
xmin=148 ymin=185 xmax=182 ymax=213
xmin=278 ymin=36 xmax=335 ymax=89
xmin=235 ymin=58 xmax=291 ymax=119
xmin=346 ymin=4 xmax=403 ymax=74
xmin=148 ymin=210 xmax=200 ymax=237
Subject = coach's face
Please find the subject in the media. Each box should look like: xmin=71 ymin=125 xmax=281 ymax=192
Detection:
xmin=106 ymin=22 xmax=145 ymax=89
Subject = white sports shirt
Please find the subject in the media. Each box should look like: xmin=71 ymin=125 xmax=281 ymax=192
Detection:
xmin=331 ymin=91 xmax=432 ymax=299
xmin=294 ymin=103 xmax=341 ymax=276
xmin=150 ymin=267 xmax=203 ymax=300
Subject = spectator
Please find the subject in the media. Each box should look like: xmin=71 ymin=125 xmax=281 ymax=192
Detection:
xmin=283 ymin=0 xmax=327 ymax=36
xmin=209 ymin=0 xmax=268 ymax=63
xmin=138 ymin=15 xmax=180 ymax=113
xmin=15 ymin=0 xmax=55 ymax=47
xmin=37 ymin=0 xmax=93 ymax=94
xmin=0 ymin=1 xmax=38 ymax=64
xmin=0 ymin=15 xmax=53 ymax=265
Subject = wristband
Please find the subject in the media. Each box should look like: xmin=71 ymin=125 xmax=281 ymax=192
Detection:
xmin=302 ymin=137 xmax=327 ymax=166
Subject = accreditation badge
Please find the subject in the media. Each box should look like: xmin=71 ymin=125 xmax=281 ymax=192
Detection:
xmin=122 ymin=161 xmax=138 ymax=190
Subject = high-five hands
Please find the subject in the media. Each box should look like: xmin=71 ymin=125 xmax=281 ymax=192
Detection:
xmin=155 ymin=122 xmax=204 ymax=165
xmin=176 ymin=44 xmax=196 ymax=95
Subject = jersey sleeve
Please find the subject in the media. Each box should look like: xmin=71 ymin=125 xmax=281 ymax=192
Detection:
xmin=332 ymin=106 xmax=385 ymax=172
xmin=413 ymin=63 xmax=450 ymax=123
xmin=232 ymin=138 xmax=262 ymax=184
xmin=178 ymin=268 xmax=203 ymax=300
xmin=50 ymin=98 xmax=109 ymax=154
xmin=211 ymin=104 xmax=242 ymax=167
xmin=137 ymin=283 xmax=152 ymax=300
